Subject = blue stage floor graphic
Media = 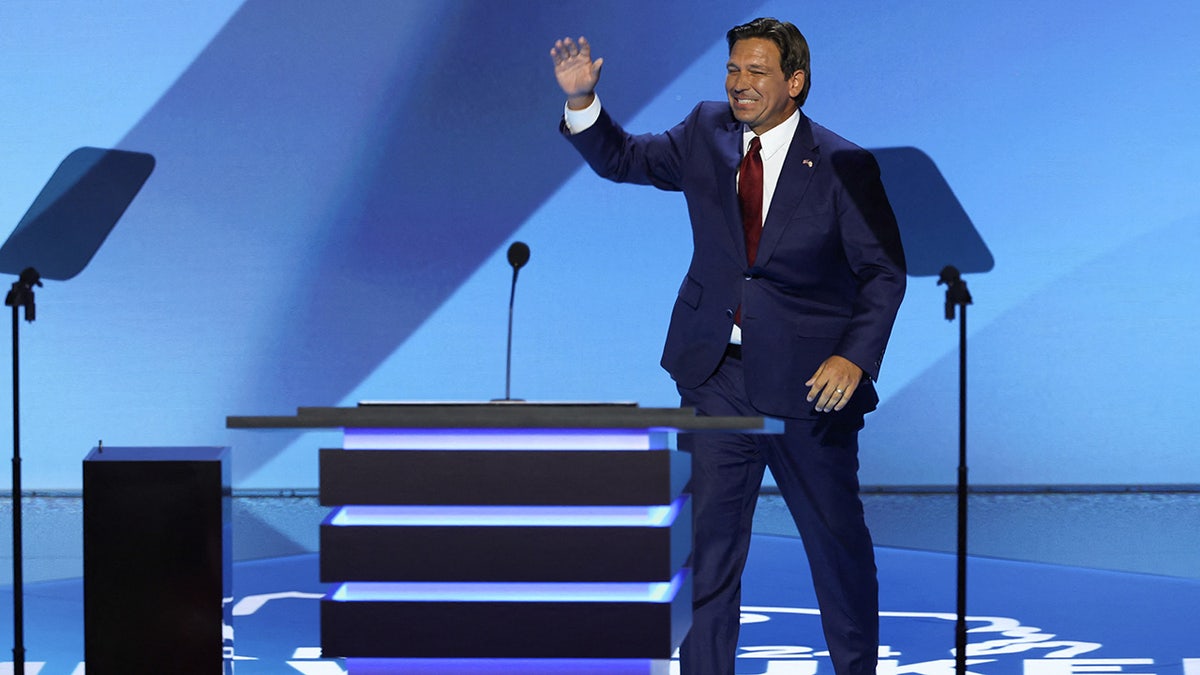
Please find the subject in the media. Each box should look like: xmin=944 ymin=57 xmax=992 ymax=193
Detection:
xmin=1 ymin=535 xmax=1197 ymax=674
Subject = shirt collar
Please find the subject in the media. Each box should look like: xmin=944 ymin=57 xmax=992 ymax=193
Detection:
xmin=743 ymin=108 xmax=801 ymax=161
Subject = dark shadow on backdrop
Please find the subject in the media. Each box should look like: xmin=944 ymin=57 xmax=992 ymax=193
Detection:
xmin=114 ymin=0 xmax=766 ymax=480
xmin=871 ymin=147 xmax=993 ymax=277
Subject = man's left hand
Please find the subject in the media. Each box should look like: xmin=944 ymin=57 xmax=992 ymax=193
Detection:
xmin=805 ymin=355 xmax=863 ymax=413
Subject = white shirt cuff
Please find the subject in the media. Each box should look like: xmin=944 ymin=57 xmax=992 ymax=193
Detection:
xmin=563 ymin=95 xmax=602 ymax=134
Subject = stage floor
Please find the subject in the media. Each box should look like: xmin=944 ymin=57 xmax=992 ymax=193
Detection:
xmin=2 ymin=533 xmax=1197 ymax=674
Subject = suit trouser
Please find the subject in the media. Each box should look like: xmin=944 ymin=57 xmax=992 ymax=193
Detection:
xmin=676 ymin=351 xmax=879 ymax=675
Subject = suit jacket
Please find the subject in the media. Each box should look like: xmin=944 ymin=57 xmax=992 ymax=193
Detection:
xmin=564 ymin=102 xmax=906 ymax=420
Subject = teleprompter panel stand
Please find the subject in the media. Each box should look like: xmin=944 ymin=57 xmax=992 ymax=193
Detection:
xmin=3 ymin=147 xmax=154 ymax=672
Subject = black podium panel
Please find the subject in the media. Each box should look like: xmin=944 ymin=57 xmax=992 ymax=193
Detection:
xmin=320 ymin=496 xmax=690 ymax=583
xmin=319 ymin=448 xmax=690 ymax=506
xmin=321 ymin=573 xmax=691 ymax=659
xmin=82 ymin=446 xmax=230 ymax=675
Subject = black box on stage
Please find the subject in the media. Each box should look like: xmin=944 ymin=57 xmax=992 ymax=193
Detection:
xmin=82 ymin=446 xmax=230 ymax=674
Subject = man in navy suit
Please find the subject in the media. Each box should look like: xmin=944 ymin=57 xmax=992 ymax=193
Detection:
xmin=552 ymin=17 xmax=905 ymax=675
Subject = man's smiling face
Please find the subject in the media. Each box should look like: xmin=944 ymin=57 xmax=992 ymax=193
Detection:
xmin=726 ymin=37 xmax=805 ymax=135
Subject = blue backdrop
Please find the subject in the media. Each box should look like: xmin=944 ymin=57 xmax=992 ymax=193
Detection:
xmin=2 ymin=0 xmax=1197 ymax=489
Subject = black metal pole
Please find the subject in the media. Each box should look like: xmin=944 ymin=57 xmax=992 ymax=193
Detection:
xmin=10 ymin=296 xmax=25 ymax=673
xmin=6 ymin=267 xmax=39 ymax=674
xmin=938 ymin=265 xmax=972 ymax=675
xmin=955 ymin=302 xmax=967 ymax=675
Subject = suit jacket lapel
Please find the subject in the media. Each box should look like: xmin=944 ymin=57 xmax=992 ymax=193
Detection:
xmin=755 ymin=113 xmax=818 ymax=268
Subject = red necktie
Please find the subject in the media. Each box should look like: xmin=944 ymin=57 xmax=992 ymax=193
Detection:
xmin=735 ymin=136 xmax=763 ymax=326
xmin=739 ymin=136 xmax=764 ymax=265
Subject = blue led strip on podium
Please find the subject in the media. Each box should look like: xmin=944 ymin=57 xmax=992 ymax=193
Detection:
xmin=329 ymin=500 xmax=686 ymax=527
xmin=343 ymin=658 xmax=676 ymax=675
xmin=343 ymin=427 xmax=672 ymax=450
xmin=227 ymin=403 xmax=780 ymax=673
xmin=331 ymin=572 xmax=687 ymax=603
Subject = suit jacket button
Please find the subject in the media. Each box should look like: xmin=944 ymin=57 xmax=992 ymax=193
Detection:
xmin=725 ymin=309 xmax=734 ymax=318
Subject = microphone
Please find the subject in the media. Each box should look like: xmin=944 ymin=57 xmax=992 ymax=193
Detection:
xmin=507 ymin=241 xmax=530 ymax=271
xmin=499 ymin=242 xmax=530 ymax=401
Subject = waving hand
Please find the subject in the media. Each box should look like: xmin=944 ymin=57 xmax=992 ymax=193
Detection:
xmin=551 ymin=36 xmax=603 ymax=109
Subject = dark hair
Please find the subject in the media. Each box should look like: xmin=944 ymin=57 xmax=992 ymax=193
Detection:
xmin=726 ymin=17 xmax=811 ymax=106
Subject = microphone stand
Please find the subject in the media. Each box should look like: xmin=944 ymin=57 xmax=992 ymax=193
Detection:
xmin=5 ymin=266 xmax=41 ymax=674
xmin=938 ymin=265 xmax=972 ymax=675
xmin=504 ymin=263 xmax=520 ymax=401
xmin=496 ymin=242 xmax=529 ymax=402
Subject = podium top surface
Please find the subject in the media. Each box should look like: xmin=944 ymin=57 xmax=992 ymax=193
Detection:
xmin=226 ymin=402 xmax=782 ymax=433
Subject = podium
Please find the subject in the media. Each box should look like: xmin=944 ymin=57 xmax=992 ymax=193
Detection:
xmin=227 ymin=403 xmax=780 ymax=674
